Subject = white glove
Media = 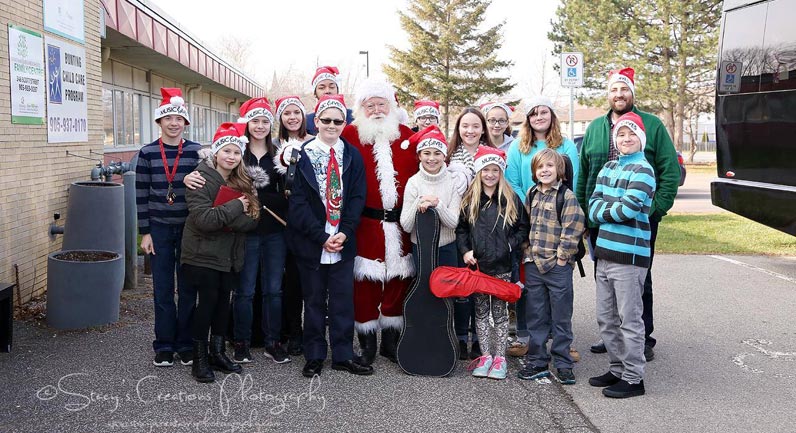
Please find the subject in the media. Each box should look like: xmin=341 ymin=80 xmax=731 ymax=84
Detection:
xmin=448 ymin=162 xmax=473 ymax=195
xmin=274 ymin=139 xmax=303 ymax=174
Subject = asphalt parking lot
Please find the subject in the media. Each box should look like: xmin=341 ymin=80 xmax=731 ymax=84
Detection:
xmin=2 ymin=252 xmax=795 ymax=432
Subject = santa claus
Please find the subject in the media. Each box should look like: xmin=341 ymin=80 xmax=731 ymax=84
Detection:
xmin=341 ymin=79 xmax=418 ymax=366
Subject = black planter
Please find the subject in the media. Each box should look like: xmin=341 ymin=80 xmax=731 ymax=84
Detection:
xmin=63 ymin=181 xmax=125 ymax=256
xmin=46 ymin=250 xmax=124 ymax=329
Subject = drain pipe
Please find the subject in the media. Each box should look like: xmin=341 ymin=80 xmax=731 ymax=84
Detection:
xmin=185 ymin=84 xmax=202 ymax=142
xmin=49 ymin=213 xmax=64 ymax=239
xmin=123 ymin=169 xmax=138 ymax=290
xmin=227 ymin=98 xmax=238 ymax=121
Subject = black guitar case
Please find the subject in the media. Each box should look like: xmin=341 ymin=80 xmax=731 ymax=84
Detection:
xmin=397 ymin=208 xmax=458 ymax=376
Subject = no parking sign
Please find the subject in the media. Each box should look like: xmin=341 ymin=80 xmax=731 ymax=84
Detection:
xmin=560 ymin=52 xmax=583 ymax=88
xmin=719 ymin=61 xmax=742 ymax=93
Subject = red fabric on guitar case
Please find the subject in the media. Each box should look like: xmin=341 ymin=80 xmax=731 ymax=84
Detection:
xmin=430 ymin=265 xmax=520 ymax=303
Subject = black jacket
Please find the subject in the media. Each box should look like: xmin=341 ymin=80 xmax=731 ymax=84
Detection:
xmin=456 ymin=191 xmax=529 ymax=276
xmin=286 ymin=138 xmax=366 ymax=269
xmin=244 ymin=151 xmax=287 ymax=235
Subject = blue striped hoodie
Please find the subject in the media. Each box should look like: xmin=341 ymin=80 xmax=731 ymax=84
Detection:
xmin=588 ymin=151 xmax=656 ymax=268
xmin=135 ymin=138 xmax=202 ymax=234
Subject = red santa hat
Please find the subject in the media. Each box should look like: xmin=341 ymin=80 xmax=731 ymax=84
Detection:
xmin=414 ymin=100 xmax=441 ymax=120
xmin=275 ymin=95 xmax=306 ymax=120
xmin=473 ymin=146 xmax=507 ymax=173
xmin=314 ymin=94 xmax=347 ymax=118
xmin=612 ymin=111 xmax=646 ymax=151
xmin=355 ymin=78 xmax=396 ymax=107
xmin=211 ymin=122 xmax=248 ymax=155
xmin=480 ymin=101 xmax=514 ymax=118
xmin=311 ymin=66 xmax=340 ymax=93
xmin=154 ymin=87 xmax=191 ymax=125
xmin=238 ymin=97 xmax=274 ymax=126
xmin=407 ymin=125 xmax=447 ymax=156
xmin=607 ymin=67 xmax=636 ymax=95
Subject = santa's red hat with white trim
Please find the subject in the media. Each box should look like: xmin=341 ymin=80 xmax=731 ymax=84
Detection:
xmin=311 ymin=66 xmax=340 ymax=94
xmin=612 ymin=111 xmax=646 ymax=151
xmin=407 ymin=125 xmax=447 ymax=156
xmin=274 ymin=95 xmax=306 ymax=120
xmin=607 ymin=67 xmax=636 ymax=95
xmin=238 ymin=97 xmax=274 ymax=126
xmin=414 ymin=100 xmax=441 ymax=120
xmin=314 ymin=94 xmax=347 ymax=118
xmin=473 ymin=146 xmax=507 ymax=173
xmin=211 ymin=122 xmax=248 ymax=155
xmin=154 ymin=87 xmax=190 ymax=125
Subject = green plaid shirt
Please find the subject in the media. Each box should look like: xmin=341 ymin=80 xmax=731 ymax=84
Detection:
xmin=524 ymin=181 xmax=586 ymax=274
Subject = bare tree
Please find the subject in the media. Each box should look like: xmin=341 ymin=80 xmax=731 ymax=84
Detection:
xmin=216 ymin=35 xmax=253 ymax=75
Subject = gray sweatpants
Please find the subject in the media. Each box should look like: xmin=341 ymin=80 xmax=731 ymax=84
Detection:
xmin=595 ymin=259 xmax=647 ymax=384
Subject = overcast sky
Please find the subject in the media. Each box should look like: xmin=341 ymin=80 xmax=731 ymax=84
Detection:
xmin=149 ymin=0 xmax=565 ymax=103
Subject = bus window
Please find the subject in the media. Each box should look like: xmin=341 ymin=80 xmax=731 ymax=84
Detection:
xmin=719 ymin=3 xmax=767 ymax=94
xmin=760 ymin=0 xmax=796 ymax=91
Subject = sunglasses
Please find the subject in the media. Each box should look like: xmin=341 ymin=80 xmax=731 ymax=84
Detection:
xmin=317 ymin=117 xmax=345 ymax=126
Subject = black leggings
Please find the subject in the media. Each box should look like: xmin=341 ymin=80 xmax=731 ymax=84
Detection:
xmin=184 ymin=264 xmax=237 ymax=341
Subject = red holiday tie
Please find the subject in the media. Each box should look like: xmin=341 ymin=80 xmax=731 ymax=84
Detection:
xmin=326 ymin=147 xmax=342 ymax=226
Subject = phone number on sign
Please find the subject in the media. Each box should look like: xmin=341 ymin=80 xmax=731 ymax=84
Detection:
xmin=49 ymin=117 xmax=87 ymax=133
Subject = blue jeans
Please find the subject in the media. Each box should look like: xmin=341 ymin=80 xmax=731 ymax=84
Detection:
xmin=411 ymin=241 xmax=458 ymax=273
xmin=511 ymin=251 xmax=529 ymax=341
xmin=150 ymin=223 xmax=195 ymax=353
xmin=454 ymin=253 xmax=477 ymax=343
xmin=233 ymin=232 xmax=287 ymax=345
xmin=524 ymin=262 xmax=575 ymax=369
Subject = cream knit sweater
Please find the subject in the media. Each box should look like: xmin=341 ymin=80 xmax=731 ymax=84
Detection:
xmin=400 ymin=164 xmax=462 ymax=247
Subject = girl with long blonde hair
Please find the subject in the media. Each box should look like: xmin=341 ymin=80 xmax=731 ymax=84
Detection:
xmin=455 ymin=147 xmax=529 ymax=380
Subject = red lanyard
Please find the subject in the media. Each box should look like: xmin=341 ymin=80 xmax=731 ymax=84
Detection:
xmin=158 ymin=138 xmax=183 ymax=184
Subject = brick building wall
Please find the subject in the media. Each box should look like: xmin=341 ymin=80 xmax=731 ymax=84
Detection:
xmin=0 ymin=0 xmax=104 ymax=304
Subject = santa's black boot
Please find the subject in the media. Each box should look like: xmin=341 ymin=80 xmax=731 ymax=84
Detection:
xmin=379 ymin=328 xmax=400 ymax=363
xmin=356 ymin=332 xmax=378 ymax=366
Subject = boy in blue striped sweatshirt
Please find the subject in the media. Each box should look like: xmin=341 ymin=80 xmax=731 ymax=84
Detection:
xmin=587 ymin=111 xmax=656 ymax=399
xmin=136 ymin=88 xmax=202 ymax=367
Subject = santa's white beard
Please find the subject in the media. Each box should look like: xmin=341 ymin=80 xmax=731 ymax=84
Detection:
xmin=353 ymin=110 xmax=401 ymax=144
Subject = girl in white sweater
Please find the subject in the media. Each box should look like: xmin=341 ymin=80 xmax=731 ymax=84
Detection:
xmin=400 ymin=125 xmax=462 ymax=271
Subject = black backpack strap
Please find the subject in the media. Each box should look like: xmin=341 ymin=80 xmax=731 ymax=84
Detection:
xmin=555 ymin=185 xmax=586 ymax=278
xmin=284 ymin=147 xmax=300 ymax=196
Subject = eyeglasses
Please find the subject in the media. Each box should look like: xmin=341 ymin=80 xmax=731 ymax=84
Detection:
xmin=487 ymin=119 xmax=507 ymax=126
xmin=317 ymin=118 xmax=345 ymax=126
xmin=417 ymin=116 xmax=438 ymax=123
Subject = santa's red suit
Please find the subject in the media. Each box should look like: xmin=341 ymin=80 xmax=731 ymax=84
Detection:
xmin=341 ymin=123 xmax=418 ymax=333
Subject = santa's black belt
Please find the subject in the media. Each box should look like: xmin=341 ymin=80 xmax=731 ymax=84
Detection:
xmin=362 ymin=207 xmax=402 ymax=223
